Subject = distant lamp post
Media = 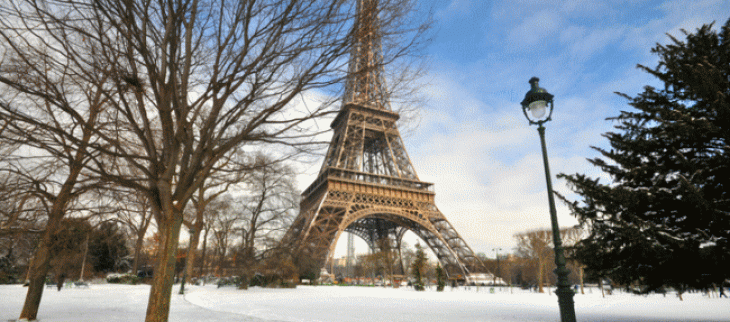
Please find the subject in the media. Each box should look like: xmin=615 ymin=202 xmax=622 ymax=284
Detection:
xmin=520 ymin=77 xmax=576 ymax=322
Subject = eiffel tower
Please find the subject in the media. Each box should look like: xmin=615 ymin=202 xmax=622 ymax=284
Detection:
xmin=285 ymin=0 xmax=486 ymax=279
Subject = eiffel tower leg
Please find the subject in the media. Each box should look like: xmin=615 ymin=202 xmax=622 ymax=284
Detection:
xmin=293 ymin=194 xmax=329 ymax=251
xmin=429 ymin=212 xmax=487 ymax=276
xmin=394 ymin=227 xmax=408 ymax=275
xmin=412 ymin=228 xmax=463 ymax=277
xmin=285 ymin=200 xmax=338 ymax=277
xmin=325 ymin=229 xmax=346 ymax=274
xmin=395 ymin=237 xmax=404 ymax=275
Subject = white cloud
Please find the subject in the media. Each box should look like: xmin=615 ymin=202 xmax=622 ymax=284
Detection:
xmin=568 ymin=27 xmax=626 ymax=59
xmin=621 ymin=0 xmax=729 ymax=53
xmin=507 ymin=10 xmax=563 ymax=49
xmin=559 ymin=25 xmax=588 ymax=44
xmin=401 ymin=73 xmax=589 ymax=253
xmin=560 ymin=0 xmax=617 ymax=16
xmin=436 ymin=0 xmax=475 ymax=21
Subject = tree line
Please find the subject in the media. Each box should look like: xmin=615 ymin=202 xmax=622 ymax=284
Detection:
xmin=0 ymin=154 xmax=300 ymax=280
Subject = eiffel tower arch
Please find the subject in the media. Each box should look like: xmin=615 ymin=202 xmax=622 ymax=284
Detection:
xmin=284 ymin=0 xmax=487 ymax=279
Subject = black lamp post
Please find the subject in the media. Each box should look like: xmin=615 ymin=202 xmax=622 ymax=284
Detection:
xmin=520 ymin=77 xmax=576 ymax=322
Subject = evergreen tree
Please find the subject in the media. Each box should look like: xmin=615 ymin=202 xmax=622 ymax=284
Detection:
xmin=90 ymin=222 xmax=130 ymax=273
xmin=435 ymin=263 xmax=445 ymax=292
xmin=411 ymin=243 xmax=427 ymax=291
xmin=559 ymin=19 xmax=730 ymax=295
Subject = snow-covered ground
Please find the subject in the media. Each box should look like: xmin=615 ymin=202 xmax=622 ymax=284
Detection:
xmin=1 ymin=283 xmax=727 ymax=321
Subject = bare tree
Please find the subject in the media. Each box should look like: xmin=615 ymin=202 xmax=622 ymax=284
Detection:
xmin=202 ymin=158 xmax=299 ymax=283
xmin=515 ymin=229 xmax=554 ymax=293
xmin=112 ymin=189 xmax=154 ymax=276
xmin=180 ymin=149 xmax=250 ymax=288
xmin=235 ymin=154 xmax=298 ymax=266
xmin=1 ymin=0 xmax=427 ymax=319
xmin=0 ymin=173 xmax=42 ymax=284
xmin=399 ymin=242 xmax=416 ymax=277
xmin=189 ymin=190 xmax=238 ymax=280
xmin=0 ymin=35 xmax=110 ymax=322
xmin=182 ymin=183 xmax=228 ymax=281
xmin=208 ymin=196 xmax=236 ymax=276
xmin=357 ymin=252 xmax=378 ymax=283
xmin=374 ymin=238 xmax=397 ymax=287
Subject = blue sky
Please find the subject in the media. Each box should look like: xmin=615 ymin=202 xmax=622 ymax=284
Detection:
xmin=317 ymin=0 xmax=730 ymax=258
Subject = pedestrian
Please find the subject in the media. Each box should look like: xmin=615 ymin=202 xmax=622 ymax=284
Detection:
xmin=720 ymin=285 xmax=727 ymax=298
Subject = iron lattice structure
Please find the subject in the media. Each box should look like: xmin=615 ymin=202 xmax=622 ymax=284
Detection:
xmin=285 ymin=0 xmax=486 ymax=278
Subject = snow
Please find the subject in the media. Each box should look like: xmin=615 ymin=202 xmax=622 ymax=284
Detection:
xmin=1 ymin=284 xmax=728 ymax=321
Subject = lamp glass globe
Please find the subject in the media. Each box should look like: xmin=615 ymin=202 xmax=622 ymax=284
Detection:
xmin=529 ymin=100 xmax=547 ymax=118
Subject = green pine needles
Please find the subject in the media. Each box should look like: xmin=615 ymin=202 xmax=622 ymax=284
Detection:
xmin=559 ymin=18 xmax=730 ymax=297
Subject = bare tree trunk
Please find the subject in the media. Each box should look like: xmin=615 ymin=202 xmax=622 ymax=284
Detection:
xmin=216 ymin=246 xmax=228 ymax=277
xmin=79 ymin=235 xmax=89 ymax=281
xmin=600 ymin=279 xmax=605 ymax=298
xmin=397 ymin=244 xmax=405 ymax=276
xmin=185 ymin=224 xmax=202 ymax=280
xmin=130 ymin=202 xmax=152 ymax=276
xmin=677 ymin=285 xmax=685 ymax=301
xmin=199 ymin=229 xmax=209 ymax=279
xmin=144 ymin=211 xmax=184 ymax=322
xmin=579 ymin=266 xmax=585 ymax=294
xmin=132 ymin=234 xmax=144 ymax=276
xmin=387 ymin=250 xmax=395 ymax=288
xmin=24 ymin=255 xmax=33 ymax=283
xmin=19 ymin=215 xmax=62 ymax=320
xmin=537 ymin=259 xmax=545 ymax=293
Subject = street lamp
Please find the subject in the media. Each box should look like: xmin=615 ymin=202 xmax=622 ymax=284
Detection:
xmin=520 ymin=77 xmax=576 ymax=322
